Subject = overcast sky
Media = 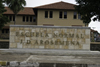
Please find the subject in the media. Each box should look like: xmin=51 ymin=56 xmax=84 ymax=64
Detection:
xmin=25 ymin=0 xmax=100 ymax=33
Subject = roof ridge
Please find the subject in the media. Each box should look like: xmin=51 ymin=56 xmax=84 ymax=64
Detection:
xmin=4 ymin=7 xmax=35 ymax=15
xmin=34 ymin=1 xmax=75 ymax=10
xmin=33 ymin=1 xmax=60 ymax=8
xmin=34 ymin=1 xmax=75 ymax=8
xmin=5 ymin=7 xmax=34 ymax=9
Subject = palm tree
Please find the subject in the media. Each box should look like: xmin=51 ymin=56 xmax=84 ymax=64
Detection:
xmin=5 ymin=0 xmax=26 ymax=25
xmin=0 ymin=0 xmax=9 ymax=29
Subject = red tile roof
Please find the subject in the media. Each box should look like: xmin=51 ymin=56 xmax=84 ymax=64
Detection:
xmin=4 ymin=1 xmax=76 ymax=15
xmin=4 ymin=7 xmax=35 ymax=15
xmin=34 ymin=1 xmax=76 ymax=10
xmin=91 ymin=29 xmax=98 ymax=33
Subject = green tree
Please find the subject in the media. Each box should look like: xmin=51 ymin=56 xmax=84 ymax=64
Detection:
xmin=75 ymin=0 xmax=100 ymax=26
xmin=0 ymin=0 xmax=9 ymax=29
xmin=5 ymin=0 xmax=26 ymax=25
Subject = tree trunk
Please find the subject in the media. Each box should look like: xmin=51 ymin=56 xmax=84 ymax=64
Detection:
xmin=85 ymin=23 xmax=86 ymax=27
xmin=14 ymin=14 xmax=16 ymax=25
xmin=85 ymin=23 xmax=88 ymax=27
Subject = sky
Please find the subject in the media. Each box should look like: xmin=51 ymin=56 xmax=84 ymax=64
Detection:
xmin=25 ymin=0 xmax=100 ymax=33
xmin=25 ymin=0 xmax=76 ymax=7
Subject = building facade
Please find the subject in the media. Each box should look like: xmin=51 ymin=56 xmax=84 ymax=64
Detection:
xmin=4 ymin=1 xmax=84 ymax=26
xmin=34 ymin=2 xmax=84 ymax=26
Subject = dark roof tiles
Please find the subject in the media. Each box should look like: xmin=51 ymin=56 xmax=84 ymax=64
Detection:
xmin=4 ymin=7 xmax=35 ymax=15
xmin=34 ymin=1 xmax=76 ymax=10
xmin=4 ymin=1 xmax=76 ymax=15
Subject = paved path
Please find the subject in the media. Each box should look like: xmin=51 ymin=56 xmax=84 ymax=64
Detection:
xmin=0 ymin=49 xmax=100 ymax=64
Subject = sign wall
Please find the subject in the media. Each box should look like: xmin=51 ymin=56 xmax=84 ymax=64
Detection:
xmin=10 ymin=25 xmax=90 ymax=50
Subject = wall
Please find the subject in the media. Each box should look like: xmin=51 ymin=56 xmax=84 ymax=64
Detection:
xmin=10 ymin=25 xmax=90 ymax=50
xmin=5 ymin=15 xmax=37 ymax=26
xmin=37 ymin=9 xmax=84 ymax=26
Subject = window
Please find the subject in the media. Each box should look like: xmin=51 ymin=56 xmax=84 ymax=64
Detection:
xmin=59 ymin=11 xmax=62 ymax=18
xmin=6 ymin=15 xmax=15 ymax=21
xmin=49 ymin=11 xmax=53 ymax=18
xmin=26 ymin=16 xmax=29 ymax=22
xmin=45 ymin=11 xmax=48 ymax=18
xmin=2 ymin=29 xmax=4 ymax=34
xmin=64 ymin=12 xmax=67 ymax=19
xmin=5 ymin=29 xmax=9 ymax=33
xmin=59 ymin=11 xmax=67 ymax=19
xmin=22 ymin=16 xmax=36 ymax=22
xmin=1 ymin=29 xmax=9 ymax=34
xmin=33 ymin=17 xmax=36 ymax=22
xmin=13 ymin=16 xmax=15 ymax=21
xmin=9 ymin=16 xmax=12 ymax=21
xmin=30 ymin=16 xmax=32 ymax=22
xmin=78 ymin=14 xmax=81 ymax=19
xmin=23 ymin=16 xmax=25 ymax=22
xmin=45 ymin=11 xmax=53 ymax=18
xmin=73 ymin=12 xmax=77 ymax=19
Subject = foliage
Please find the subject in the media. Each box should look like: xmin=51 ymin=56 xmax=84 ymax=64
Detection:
xmin=5 ymin=0 xmax=26 ymax=15
xmin=0 ymin=0 xmax=9 ymax=29
xmin=5 ymin=0 xmax=26 ymax=24
xmin=75 ymin=0 xmax=100 ymax=26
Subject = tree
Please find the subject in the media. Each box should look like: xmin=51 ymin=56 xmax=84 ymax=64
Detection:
xmin=5 ymin=0 xmax=26 ymax=25
xmin=0 ymin=0 xmax=9 ymax=29
xmin=75 ymin=0 xmax=100 ymax=26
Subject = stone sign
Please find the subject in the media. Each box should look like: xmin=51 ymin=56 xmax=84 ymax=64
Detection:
xmin=10 ymin=25 xmax=90 ymax=50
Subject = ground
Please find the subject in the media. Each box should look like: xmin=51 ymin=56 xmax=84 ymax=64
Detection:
xmin=0 ymin=49 xmax=100 ymax=64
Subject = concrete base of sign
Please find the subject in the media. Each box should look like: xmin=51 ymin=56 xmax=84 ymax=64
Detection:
xmin=0 ymin=49 xmax=100 ymax=64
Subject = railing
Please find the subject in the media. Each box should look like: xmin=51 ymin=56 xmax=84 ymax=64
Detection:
xmin=0 ymin=40 xmax=9 ymax=49
xmin=90 ymin=31 xmax=100 ymax=42
xmin=90 ymin=42 xmax=100 ymax=51
xmin=0 ymin=33 xmax=9 ymax=39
